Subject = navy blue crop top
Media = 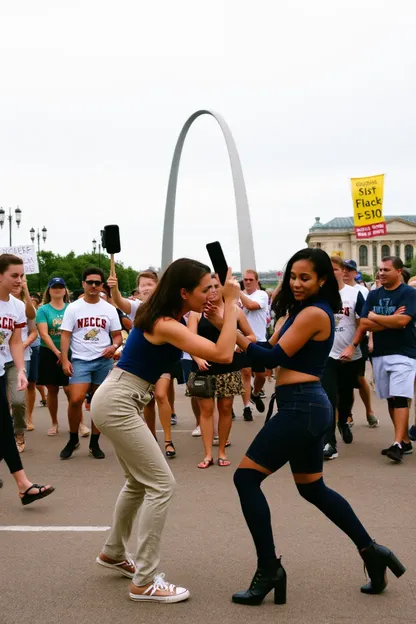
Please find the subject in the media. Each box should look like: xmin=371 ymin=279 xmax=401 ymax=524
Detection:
xmin=117 ymin=327 xmax=182 ymax=384
xmin=246 ymin=301 xmax=334 ymax=378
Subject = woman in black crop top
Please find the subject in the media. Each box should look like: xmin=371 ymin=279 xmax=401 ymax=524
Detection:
xmin=91 ymin=258 xmax=241 ymax=604
xmin=187 ymin=275 xmax=255 ymax=468
xmin=227 ymin=249 xmax=405 ymax=605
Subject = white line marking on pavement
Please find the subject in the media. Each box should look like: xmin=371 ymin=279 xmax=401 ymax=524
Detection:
xmin=0 ymin=526 xmax=111 ymax=532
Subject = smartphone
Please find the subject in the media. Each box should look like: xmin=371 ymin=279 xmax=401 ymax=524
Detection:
xmin=206 ymin=241 xmax=228 ymax=285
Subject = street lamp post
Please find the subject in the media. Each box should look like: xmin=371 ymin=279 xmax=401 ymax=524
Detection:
xmin=0 ymin=206 xmax=22 ymax=245
xmin=30 ymin=226 xmax=47 ymax=291
xmin=92 ymin=237 xmax=101 ymax=267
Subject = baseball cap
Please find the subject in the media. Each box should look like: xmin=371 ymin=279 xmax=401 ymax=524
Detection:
xmin=47 ymin=277 xmax=66 ymax=288
xmin=344 ymin=259 xmax=358 ymax=271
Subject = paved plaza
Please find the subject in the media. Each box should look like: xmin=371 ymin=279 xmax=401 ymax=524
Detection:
xmin=0 ymin=385 xmax=415 ymax=624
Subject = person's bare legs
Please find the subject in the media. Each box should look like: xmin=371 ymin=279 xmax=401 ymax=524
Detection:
xmin=241 ymin=367 xmax=252 ymax=407
xmin=155 ymin=377 xmax=174 ymax=454
xmin=198 ymin=397 xmax=214 ymax=467
xmin=46 ymin=385 xmax=60 ymax=434
xmin=191 ymin=397 xmax=200 ymax=426
xmin=37 ymin=384 xmax=47 ymax=404
xmin=358 ymin=376 xmax=375 ymax=418
xmin=26 ymin=382 xmax=36 ymax=429
xmin=217 ymin=397 xmax=233 ymax=465
xmin=253 ymin=372 xmax=266 ymax=396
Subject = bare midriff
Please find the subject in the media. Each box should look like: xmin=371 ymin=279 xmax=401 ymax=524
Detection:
xmin=275 ymin=367 xmax=319 ymax=387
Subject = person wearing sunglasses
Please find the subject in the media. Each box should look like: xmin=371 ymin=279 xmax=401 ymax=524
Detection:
xmin=59 ymin=267 xmax=122 ymax=460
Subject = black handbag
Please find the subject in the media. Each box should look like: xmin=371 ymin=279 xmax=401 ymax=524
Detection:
xmin=187 ymin=374 xmax=214 ymax=398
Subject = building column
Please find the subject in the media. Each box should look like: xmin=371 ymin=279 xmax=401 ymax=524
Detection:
xmin=377 ymin=241 xmax=383 ymax=264
xmin=351 ymin=241 xmax=357 ymax=263
xmin=400 ymin=242 xmax=405 ymax=261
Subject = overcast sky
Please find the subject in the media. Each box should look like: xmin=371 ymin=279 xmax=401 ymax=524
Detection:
xmin=1 ymin=1 xmax=415 ymax=273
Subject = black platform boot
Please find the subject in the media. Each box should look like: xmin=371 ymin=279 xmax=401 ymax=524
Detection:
xmin=360 ymin=541 xmax=406 ymax=594
xmin=232 ymin=558 xmax=286 ymax=606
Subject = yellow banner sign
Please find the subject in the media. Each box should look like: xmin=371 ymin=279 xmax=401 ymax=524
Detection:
xmin=351 ymin=174 xmax=386 ymax=239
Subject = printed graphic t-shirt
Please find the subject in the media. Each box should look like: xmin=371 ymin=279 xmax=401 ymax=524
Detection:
xmin=36 ymin=303 xmax=69 ymax=349
xmin=330 ymin=285 xmax=362 ymax=361
xmin=0 ymin=295 xmax=26 ymax=377
xmin=361 ymin=284 xmax=416 ymax=358
xmin=61 ymin=298 xmax=122 ymax=361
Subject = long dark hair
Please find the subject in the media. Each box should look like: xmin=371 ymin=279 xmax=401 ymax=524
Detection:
xmin=273 ymin=248 xmax=341 ymax=318
xmin=135 ymin=258 xmax=211 ymax=332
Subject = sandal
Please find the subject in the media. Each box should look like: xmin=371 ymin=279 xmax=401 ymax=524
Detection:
xmin=197 ymin=458 xmax=214 ymax=469
xmin=47 ymin=425 xmax=59 ymax=436
xmin=165 ymin=441 xmax=176 ymax=459
xmin=20 ymin=484 xmax=55 ymax=506
xmin=96 ymin=553 xmax=136 ymax=578
xmin=218 ymin=458 xmax=231 ymax=467
xmin=26 ymin=423 xmax=35 ymax=431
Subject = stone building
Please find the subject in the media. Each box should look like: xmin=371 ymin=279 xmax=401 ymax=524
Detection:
xmin=306 ymin=216 xmax=416 ymax=274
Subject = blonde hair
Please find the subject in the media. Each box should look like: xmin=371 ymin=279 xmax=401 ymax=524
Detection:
xmin=42 ymin=286 xmax=70 ymax=305
xmin=330 ymin=255 xmax=344 ymax=269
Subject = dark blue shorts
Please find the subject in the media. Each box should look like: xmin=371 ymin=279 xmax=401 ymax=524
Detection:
xmin=246 ymin=381 xmax=332 ymax=474
xmin=28 ymin=345 xmax=40 ymax=383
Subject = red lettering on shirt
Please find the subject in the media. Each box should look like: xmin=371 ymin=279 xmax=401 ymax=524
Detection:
xmin=1 ymin=317 xmax=15 ymax=330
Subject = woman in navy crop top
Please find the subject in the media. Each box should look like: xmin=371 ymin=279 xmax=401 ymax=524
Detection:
xmin=90 ymin=258 xmax=241 ymax=603
xmin=230 ymin=248 xmax=405 ymax=605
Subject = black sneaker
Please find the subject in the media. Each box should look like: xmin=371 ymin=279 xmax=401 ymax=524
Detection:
xmin=243 ymin=407 xmax=253 ymax=421
xmin=259 ymin=390 xmax=266 ymax=399
xmin=171 ymin=413 xmax=178 ymax=426
xmin=382 ymin=441 xmax=412 ymax=456
xmin=385 ymin=444 xmax=403 ymax=463
xmin=401 ymin=440 xmax=413 ymax=455
xmin=60 ymin=441 xmax=80 ymax=460
xmin=250 ymin=392 xmax=265 ymax=413
xmin=89 ymin=445 xmax=105 ymax=459
xmin=338 ymin=422 xmax=353 ymax=444
xmin=323 ymin=443 xmax=338 ymax=460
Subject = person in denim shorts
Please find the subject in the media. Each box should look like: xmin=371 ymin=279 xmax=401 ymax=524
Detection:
xmin=231 ymin=248 xmax=405 ymax=605
xmin=59 ymin=267 xmax=122 ymax=460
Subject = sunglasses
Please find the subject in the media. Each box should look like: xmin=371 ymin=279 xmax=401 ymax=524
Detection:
xmin=85 ymin=280 xmax=103 ymax=286
xmin=244 ymin=278 xmax=255 ymax=282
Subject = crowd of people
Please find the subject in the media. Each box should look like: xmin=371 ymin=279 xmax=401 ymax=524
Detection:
xmin=0 ymin=247 xmax=414 ymax=605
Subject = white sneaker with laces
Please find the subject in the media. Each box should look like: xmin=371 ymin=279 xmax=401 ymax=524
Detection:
xmin=191 ymin=426 xmax=201 ymax=437
xmin=129 ymin=573 xmax=190 ymax=603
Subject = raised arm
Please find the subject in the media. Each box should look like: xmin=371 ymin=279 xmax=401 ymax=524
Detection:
xmin=107 ymin=275 xmax=133 ymax=315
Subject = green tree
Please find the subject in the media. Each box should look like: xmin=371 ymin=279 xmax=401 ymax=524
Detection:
xmin=26 ymin=251 xmax=139 ymax=296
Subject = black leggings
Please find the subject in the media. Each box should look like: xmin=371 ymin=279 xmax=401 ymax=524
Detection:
xmin=234 ymin=382 xmax=372 ymax=569
xmin=0 ymin=375 xmax=23 ymax=474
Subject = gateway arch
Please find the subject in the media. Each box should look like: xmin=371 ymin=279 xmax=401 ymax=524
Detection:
xmin=161 ymin=109 xmax=256 ymax=272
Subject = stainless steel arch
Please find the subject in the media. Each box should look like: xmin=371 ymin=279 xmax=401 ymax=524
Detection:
xmin=161 ymin=109 xmax=256 ymax=272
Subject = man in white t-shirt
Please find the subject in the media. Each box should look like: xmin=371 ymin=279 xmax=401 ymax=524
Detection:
xmin=343 ymin=259 xmax=377 ymax=428
xmin=239 ymin=270 xmax=269 ymax=421
xmin=322 ymin=257 xmax=366 ymax=460
xmin=0 ymin=253 xmax=55 ymax=503
xmin=60 ymin=267 xmax=122 ymax=460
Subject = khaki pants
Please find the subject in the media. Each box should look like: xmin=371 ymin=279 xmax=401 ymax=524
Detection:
xmin=91 ymin=367 xmax=175 ymax=586
xmin=4 ymin=362 xmax=27 ymax=435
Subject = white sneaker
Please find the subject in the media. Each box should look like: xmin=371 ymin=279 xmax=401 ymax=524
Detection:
xmin=79 ymin=423 xmax=91 ymax=437
xmin=191 ymin=426 xmax=201 ymax=437
xmin=129 ymin=573 xmax=190 ymax=603
xmin=212 ymin=436 xmax=219 ymax=446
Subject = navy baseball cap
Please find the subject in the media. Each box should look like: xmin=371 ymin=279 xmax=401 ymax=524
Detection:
xmin=344 ymin=259 xmax=358 ymax=271
xmin=47 ymin=277 xmax=66 ymax=288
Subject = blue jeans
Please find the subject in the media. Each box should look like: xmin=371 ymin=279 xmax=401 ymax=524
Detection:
xmin=246 ymin=382 xmax=332 ymax=474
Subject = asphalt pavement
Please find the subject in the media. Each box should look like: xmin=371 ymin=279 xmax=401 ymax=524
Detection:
xmin=0 ymin=381 xmax=415 ymax=624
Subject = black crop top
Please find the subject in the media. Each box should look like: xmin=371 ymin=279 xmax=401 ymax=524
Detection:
xmin=192 ymin=314 xmax=246 ymax=375
xmin=246 ymin=300 xmax=335 ymax=378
